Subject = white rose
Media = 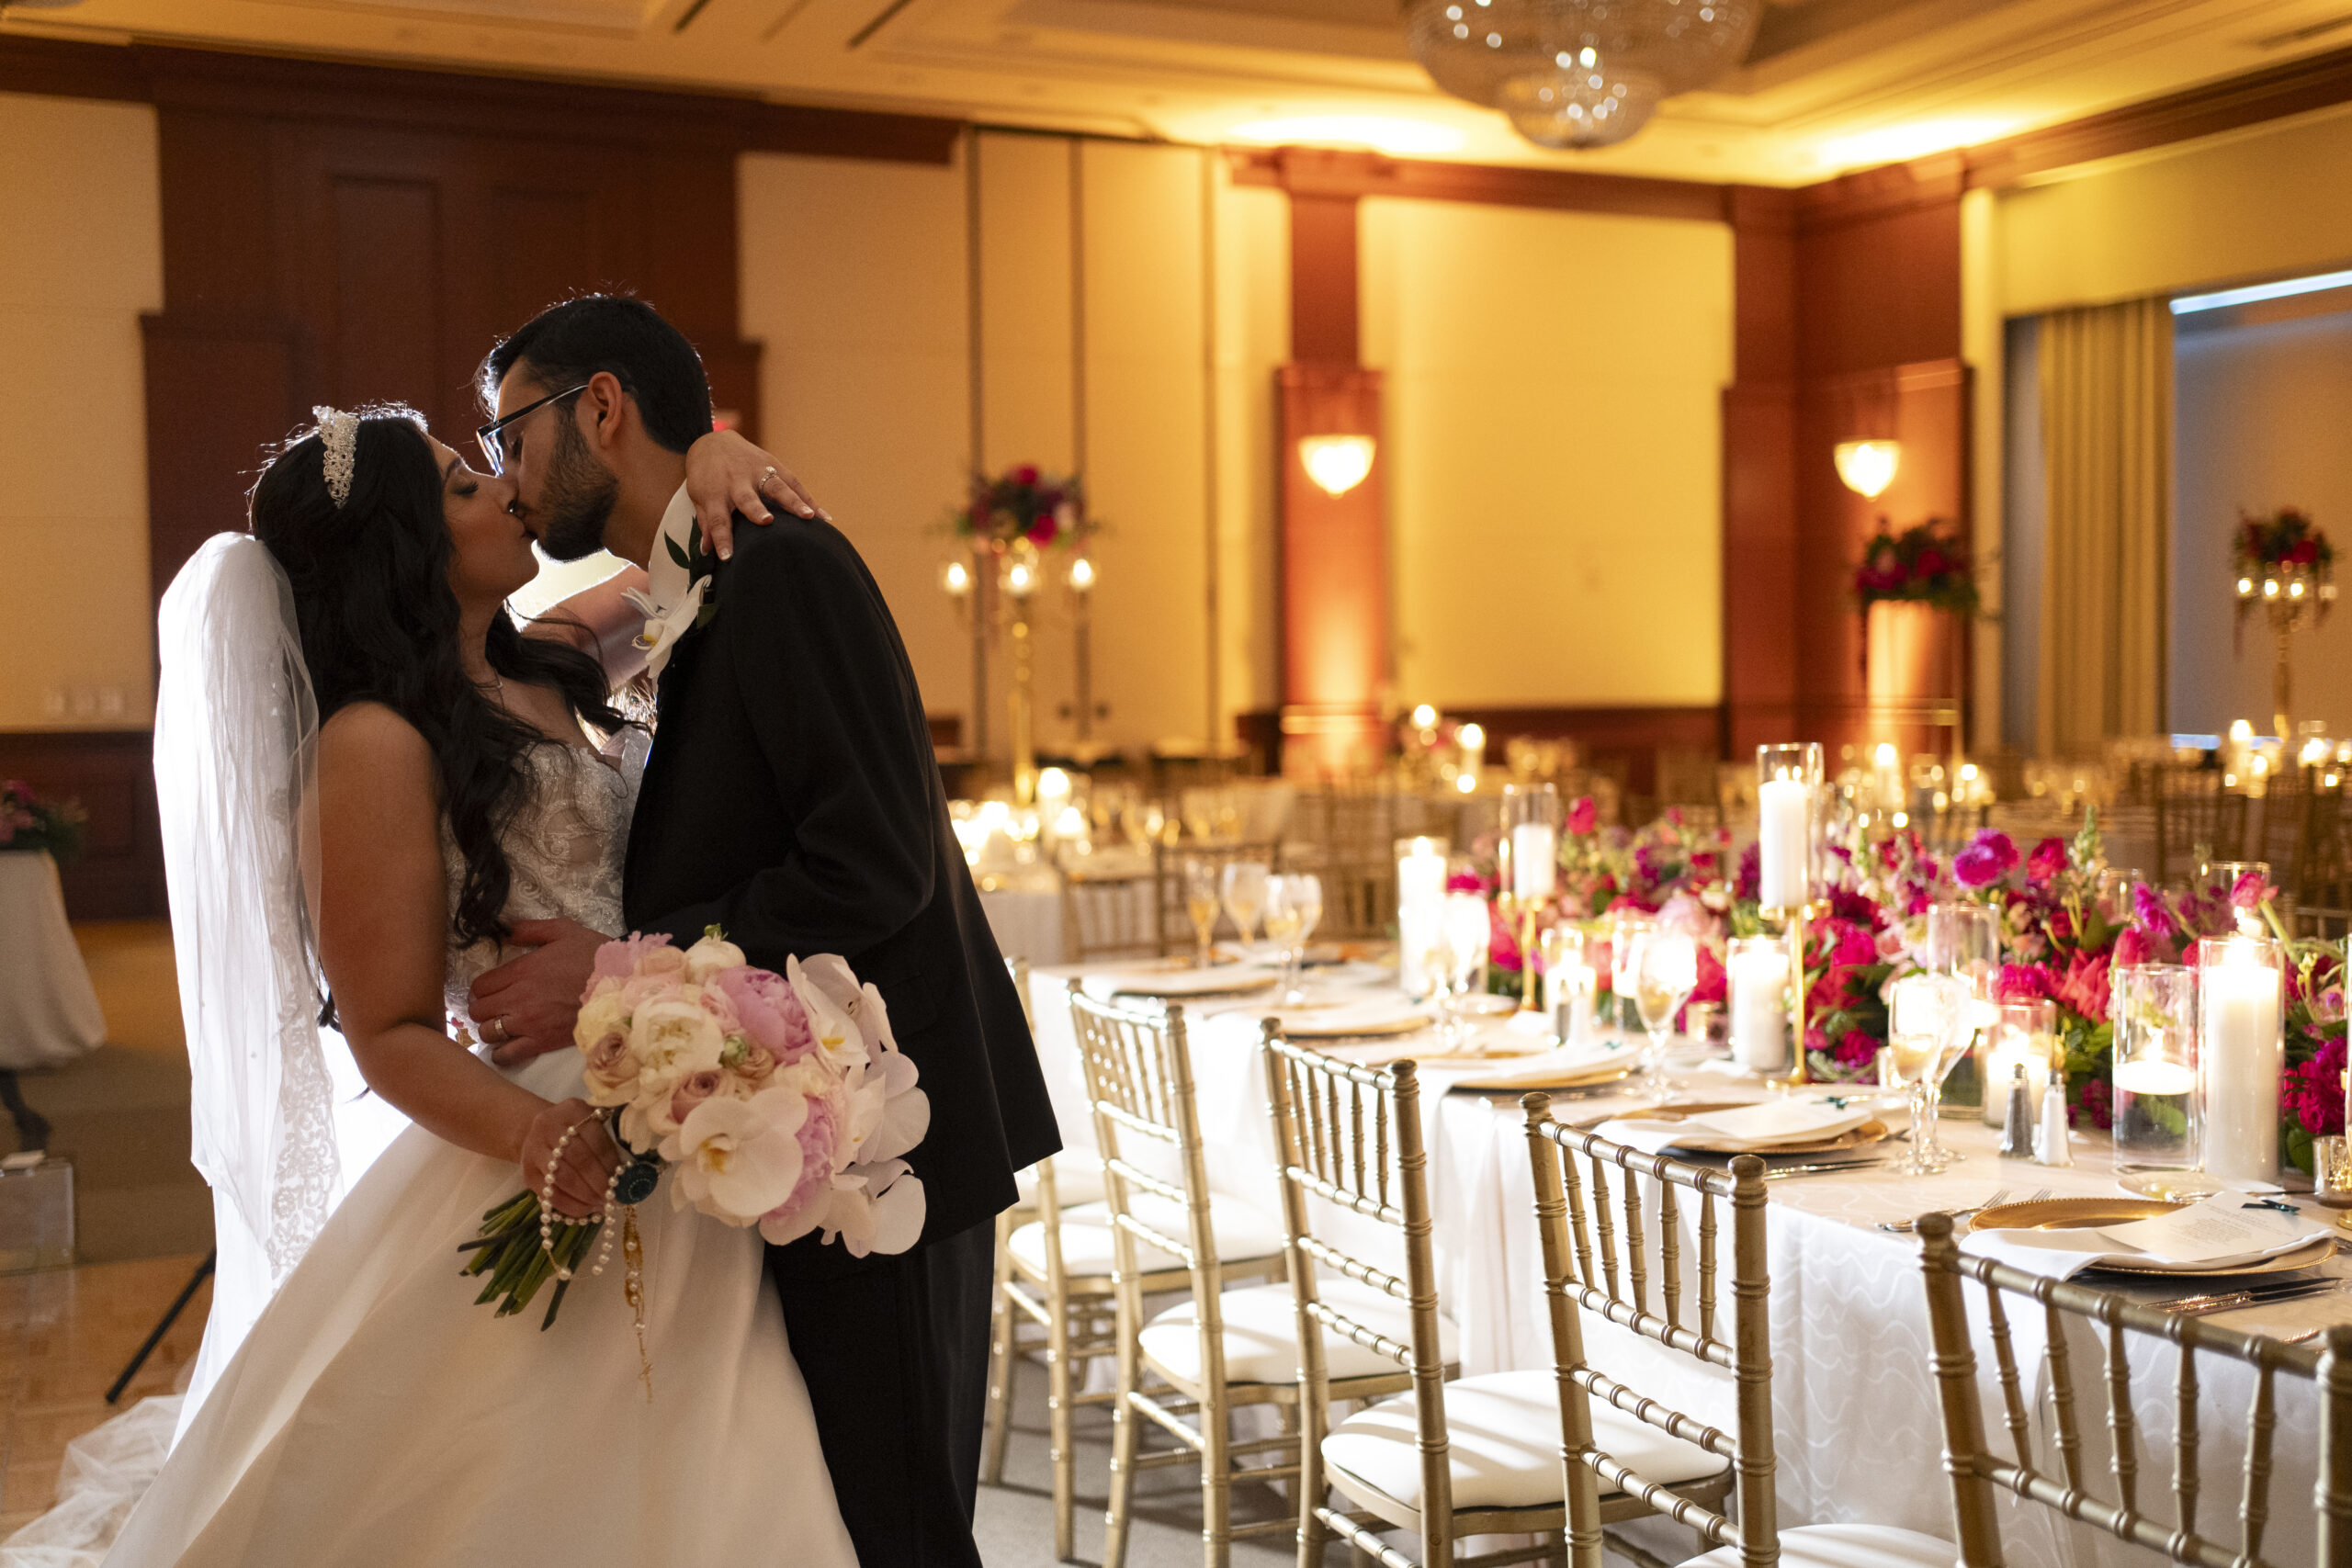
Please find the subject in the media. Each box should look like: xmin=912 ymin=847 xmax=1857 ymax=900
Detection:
xmin=629 ymin=995 xmax=728 ymax=1086
xmin=684 ymin=930 xmax=749 ymax=986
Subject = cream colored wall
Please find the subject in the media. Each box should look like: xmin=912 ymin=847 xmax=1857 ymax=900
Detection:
xmin=1997 ymin=104 xmax=2352 ymax=317
xmin=739 ymin=134 xmax=1274 ymax=758
xmin=0 ymin=93 xmax=163 ymax=732
xmin=738 ymin=148 xmax=974 ymax=734
xmin=1360 ymin=197 xmax=1731 ymax=709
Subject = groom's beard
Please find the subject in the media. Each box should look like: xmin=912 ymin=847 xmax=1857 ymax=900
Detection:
xmin=534 ymin=415 xmax=620 ymax=563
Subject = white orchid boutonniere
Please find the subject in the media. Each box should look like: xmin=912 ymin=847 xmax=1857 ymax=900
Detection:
xmin=625 ymin=519 xmax=723 ymax=680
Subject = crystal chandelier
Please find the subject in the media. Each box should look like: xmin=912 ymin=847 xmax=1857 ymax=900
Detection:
xmin=1406 ymin=0 xmax=1763 ymax=152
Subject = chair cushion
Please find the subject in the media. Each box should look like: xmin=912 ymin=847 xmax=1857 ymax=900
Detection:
xmin=1683 ymin=1523 xmax=1953 ymax=1568
xmin=1324 ymin=1369 xmax=1727 ymax=1524
xmin=1007 ymin=1192 xmax=1286 ymax=1280
xmin=1015 ymin=1152 xmax=1107 ymax=1209
xmin=1138 ymin=1280 xmax=1461 ymax=1387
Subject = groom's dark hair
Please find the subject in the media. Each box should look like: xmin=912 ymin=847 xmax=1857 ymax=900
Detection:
xmin=482 ymin=294 xmax=712 ymax=454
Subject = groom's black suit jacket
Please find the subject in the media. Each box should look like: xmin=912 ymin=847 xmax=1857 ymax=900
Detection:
xmin=621 ymin=513 xmax=1060 ymax=1279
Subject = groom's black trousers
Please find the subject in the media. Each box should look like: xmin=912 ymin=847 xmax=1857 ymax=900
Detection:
xmin=769 ymin=1217 xmax=997 ymax=1567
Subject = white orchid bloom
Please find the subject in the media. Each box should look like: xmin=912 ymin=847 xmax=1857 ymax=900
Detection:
xmin=673 ymin=1089 xmax=808 ymax=1224
xmin=623 ymin=577 xmax=710 ymax=682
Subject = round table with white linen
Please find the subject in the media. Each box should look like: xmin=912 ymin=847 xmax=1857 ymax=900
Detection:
xmin=0 ymin=851 xmax=105 ymax=1069
xmin=1023 ymin=959 xmax=2347 ymax=1568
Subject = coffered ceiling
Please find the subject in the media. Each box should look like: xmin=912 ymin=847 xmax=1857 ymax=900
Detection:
xmin=8 ymin=0 xmax=2352 ymax=184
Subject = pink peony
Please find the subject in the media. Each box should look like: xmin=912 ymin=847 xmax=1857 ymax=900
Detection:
xmin=696 ymin=984 xmax=743 ymax=1034
xmin=2026 ymin=837 xmax=2067 ymax=885
xmin=1567 ymin=795 xmax=1598 ymax=837
xmin=2230 ymin=871 xmax=2278 ymax=912
xmin=592 ymin=931 xmax=675 ymax=983
xmin=712 ymin=965 xmax=820 ymax=1063
xmin=763 ymin=1091 xmax=846 ymax=1235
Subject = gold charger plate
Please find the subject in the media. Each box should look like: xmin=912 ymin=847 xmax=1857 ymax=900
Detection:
xmin=1106 ymin=971 xmax=1279 ymax=1000
xmin=1970 ymin=1196 xmax=2340 ymax=1278
xmin=1276 ymin=1011 xmax=1435 ymax=1041
xmin=1451 ymin=1059 xmax=1634 ymax=1092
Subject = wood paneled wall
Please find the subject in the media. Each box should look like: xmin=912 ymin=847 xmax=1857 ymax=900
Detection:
xmin=1 ymin=37 xmax=955 ymax=917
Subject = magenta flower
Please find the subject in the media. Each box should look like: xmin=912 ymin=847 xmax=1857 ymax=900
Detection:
xmin=1953 ymin=842 xmax=2003 ymax=888
xmin=2132 ymin=883 xmax=2175 ymax=937
xmin=2111 ymin=927 xmax=2156 ymax=969
xmin=2287 ymin=1035 xmax=2349 ymax=1135
xmin=2230 ymin=871 xmax=2278 ymax=912
xmin=1566 ymin=795 xmax=1598 ymax=837
xmin=2052 ymin=952 xmax=2111 ymax=1024
xmin=2026 ymin=837 xmax=2067 ymax=884
xmin=1997 ymin=963 xmax=2054 ymax=1003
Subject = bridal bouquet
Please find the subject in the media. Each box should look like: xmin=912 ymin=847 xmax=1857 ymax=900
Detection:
xmin=462 ymin=928 xmax=930 ymax=1330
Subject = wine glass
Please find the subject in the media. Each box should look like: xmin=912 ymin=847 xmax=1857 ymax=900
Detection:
xmin=1274 ymin=873 xmax=1322 ymax=1004
xmin=1438 ymin=892 xmax=1493 ymax=1050
xmin=1610 ymin=909 xmax=1655 ymax=1040
xmin=1633 ymin=931 xmax=1698 ymax=1099
xmin=1925 ymin=901 xmax=1999 ymax=1152
xmin=1182 ymin=858 xmax=1220 ymax=968
xmin=1884 ymin=972 xmax=1970 ymax=1175
xmin=1221 ymin=860 xmax=1269 ymax=954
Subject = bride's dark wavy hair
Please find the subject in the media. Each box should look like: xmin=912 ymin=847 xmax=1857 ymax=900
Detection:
xmin=250 ymin=406 xmax=630 ymax=948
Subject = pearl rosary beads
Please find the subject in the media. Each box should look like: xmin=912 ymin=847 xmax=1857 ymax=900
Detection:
xmin=537 ymin=1111 xmax=616 ymax=1283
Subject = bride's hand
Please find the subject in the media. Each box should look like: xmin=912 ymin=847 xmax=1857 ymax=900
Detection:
xmin=683 ymin=428 xmax=827 ymax=560
xmin=519 ymin=1098 xmax=624 ymax=1219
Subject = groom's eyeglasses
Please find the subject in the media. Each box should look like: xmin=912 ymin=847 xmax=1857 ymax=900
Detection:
xmin=475 ymin=384 xmax=589 ymax=476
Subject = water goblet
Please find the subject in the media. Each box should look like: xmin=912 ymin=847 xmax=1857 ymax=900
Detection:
xmin=1221 ymin=860 xmax=1268 ymax=954
xmin=1610 ymin=908 xmax=1655 ymax=1040
xmin=1262 ymin=876 xmax=1306 ymax=1004
xmin=1280 ymin=874 xmax=1322 ymax=1004
xmin=1438 ymin=892 xmax=1492 ymax=1049
xmin=1182 ymin=858 xmax=1220 ymax=968
xmin=1633 ymin=931 xmax=1698 ymax=1100
xmin=1884 ymin=972 xmax=1970 ymax=1176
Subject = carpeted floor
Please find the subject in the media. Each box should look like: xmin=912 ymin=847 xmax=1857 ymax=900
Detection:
xmin=6 ymin=924 xmax=210 ymax=1266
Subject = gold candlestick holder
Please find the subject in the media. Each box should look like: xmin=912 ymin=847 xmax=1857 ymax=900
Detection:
xmin=1763 ymin=900 xmax=1817 ymax=1090
xmin=1496 ymin=895 xmax=1544 ymax=1014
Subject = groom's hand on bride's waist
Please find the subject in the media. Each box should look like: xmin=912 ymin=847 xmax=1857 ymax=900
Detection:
xmin=470 ymin=918 xmax=607 ymax=1067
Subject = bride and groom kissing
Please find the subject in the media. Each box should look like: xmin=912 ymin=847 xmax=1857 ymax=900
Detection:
xmin=114 ymin=295 xmax=1060 ymax=1565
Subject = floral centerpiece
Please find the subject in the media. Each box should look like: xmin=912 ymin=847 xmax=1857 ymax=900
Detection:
xmin=1852 ymin=519 xmax=1980 ymax=617
xmin=0 ymin=779 xmax=85 ymax=864
xmin=952 ymin=465 xmax=1097 ymax=552
xmin=2233 ymin=507 xmax=2336 ymax=648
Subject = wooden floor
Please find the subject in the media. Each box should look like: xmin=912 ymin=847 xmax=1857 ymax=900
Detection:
xmin=0 ymin=1254 xmax=211 ymax=1535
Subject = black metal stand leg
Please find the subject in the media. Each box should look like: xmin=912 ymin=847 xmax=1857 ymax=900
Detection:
xmin=0 ymin=1068 xmax=50 ymax=1153
xmin=106 ymin=1249 xmax=215 ymax=1405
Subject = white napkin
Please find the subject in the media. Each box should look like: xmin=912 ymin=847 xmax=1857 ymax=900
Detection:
xmin=1080 ymin=965 xmax=1278 ymax=1001
xmin=1434 ymin=1042 xmax=1631 ymax=1089
xmin=1593 ymin=1100 xmax=1873 ymax=1156
xmin=1962 ymin=1195 xmax=2330 ymax=1280
xmin=1261 ymin=999 xmax=1436 ymax=1039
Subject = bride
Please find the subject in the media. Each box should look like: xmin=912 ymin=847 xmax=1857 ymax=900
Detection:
xmin=97 ymin=407 xmax=859 ymax=1565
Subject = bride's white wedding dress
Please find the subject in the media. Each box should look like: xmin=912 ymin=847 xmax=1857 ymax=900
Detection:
xmin=100 ymin=740 xmax=858 ymax=1567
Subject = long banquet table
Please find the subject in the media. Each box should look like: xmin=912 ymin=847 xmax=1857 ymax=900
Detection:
xmin=1023 ymin=958 xmax=2350 ymax=1567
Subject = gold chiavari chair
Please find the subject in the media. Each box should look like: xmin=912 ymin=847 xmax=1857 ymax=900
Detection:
xmin=1063 ymin=863 xmax=1161 ymax=961
xmin=2296 ymin=784 xmax=2352 ymax=938
xmin=2154 ymin=764 xmax=2249 ymax=886
xmin=1917 ymin=1211 xmax=2352 ymax=1568
xmin=1264 ymin=1033 xmax=1506 ymax=1566
xmin=1286 ymin=784 xmax=1403 ymax=940
xmin=2257 ymin=763 xmax=2314 ymax=897
xmin=1523 ymin=1096 xmax=1951 ymax=1568
xmin=1070 ymin=988 xmax=1292 ymax=1568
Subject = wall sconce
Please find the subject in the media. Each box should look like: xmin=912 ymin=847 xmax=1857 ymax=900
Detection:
xmin=1833 ymin=440 xmax=1901 ymax=500
xmin=1299 ymin=434 xmax=1376 ymax=497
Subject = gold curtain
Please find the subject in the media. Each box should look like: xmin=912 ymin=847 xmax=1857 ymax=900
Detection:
xmin=2037 ymin=297 xmax=2173 ymax=759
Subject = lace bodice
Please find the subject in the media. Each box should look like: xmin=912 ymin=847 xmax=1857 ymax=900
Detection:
xmin=441 ymin=732 xmax=646 ymax=1030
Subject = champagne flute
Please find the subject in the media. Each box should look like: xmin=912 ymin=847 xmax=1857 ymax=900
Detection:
xmin=1262 ymin=876 xmax=1306 ymax=1003
xmin=1221 ymin=860 xmax=1268 ymax=955
xmin=1439 ymin=892 xmax=1493 ymax=1050
xmin=1926 ymin=901 xmax=1999 ymax=1149
xmin=1183 ymin=858 xmax=1220 ymax=968
xmin=1634 ymin=931 xmax=1698 ymax=1100
xmin=1610 ymin=909 xmax=1655 ymax=1040
xmin=1278 ymin=874 xmax=1322 ymax=1004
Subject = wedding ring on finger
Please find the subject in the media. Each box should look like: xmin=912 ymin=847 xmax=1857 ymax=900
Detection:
xmin=760 ymin=466 xmax=780 ymax=489
xmin=481 ymin=1015 xmax=511 ymax=1045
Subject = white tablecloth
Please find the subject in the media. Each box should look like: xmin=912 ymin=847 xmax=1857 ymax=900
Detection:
xmin=1023 ymin=962 xmax=2345 ymax=1566
xmin=0 ymin=852 xmax=105 ymax=1069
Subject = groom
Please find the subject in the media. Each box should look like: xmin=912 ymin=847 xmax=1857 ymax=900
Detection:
xmin=467 ymin=294 xmax=1058 ymax=1566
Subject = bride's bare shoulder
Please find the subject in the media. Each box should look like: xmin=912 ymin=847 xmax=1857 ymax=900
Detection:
xmin=320 ymin=702 xmax=434 ymax=799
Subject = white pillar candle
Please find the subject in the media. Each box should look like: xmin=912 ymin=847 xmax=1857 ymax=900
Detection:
xmin=1397 ymin=840 xmax=1449 ymax=998
xmin=1727 ymin=946 xmax=1791 ymax=1071
xmin=1511 ymin=822 xmax=1557 ymax=901
xmin=2201 ymin=953 xmax=2283 ymax=1184
xmin=1757 ymin=777 xmax=1810 ymax=909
